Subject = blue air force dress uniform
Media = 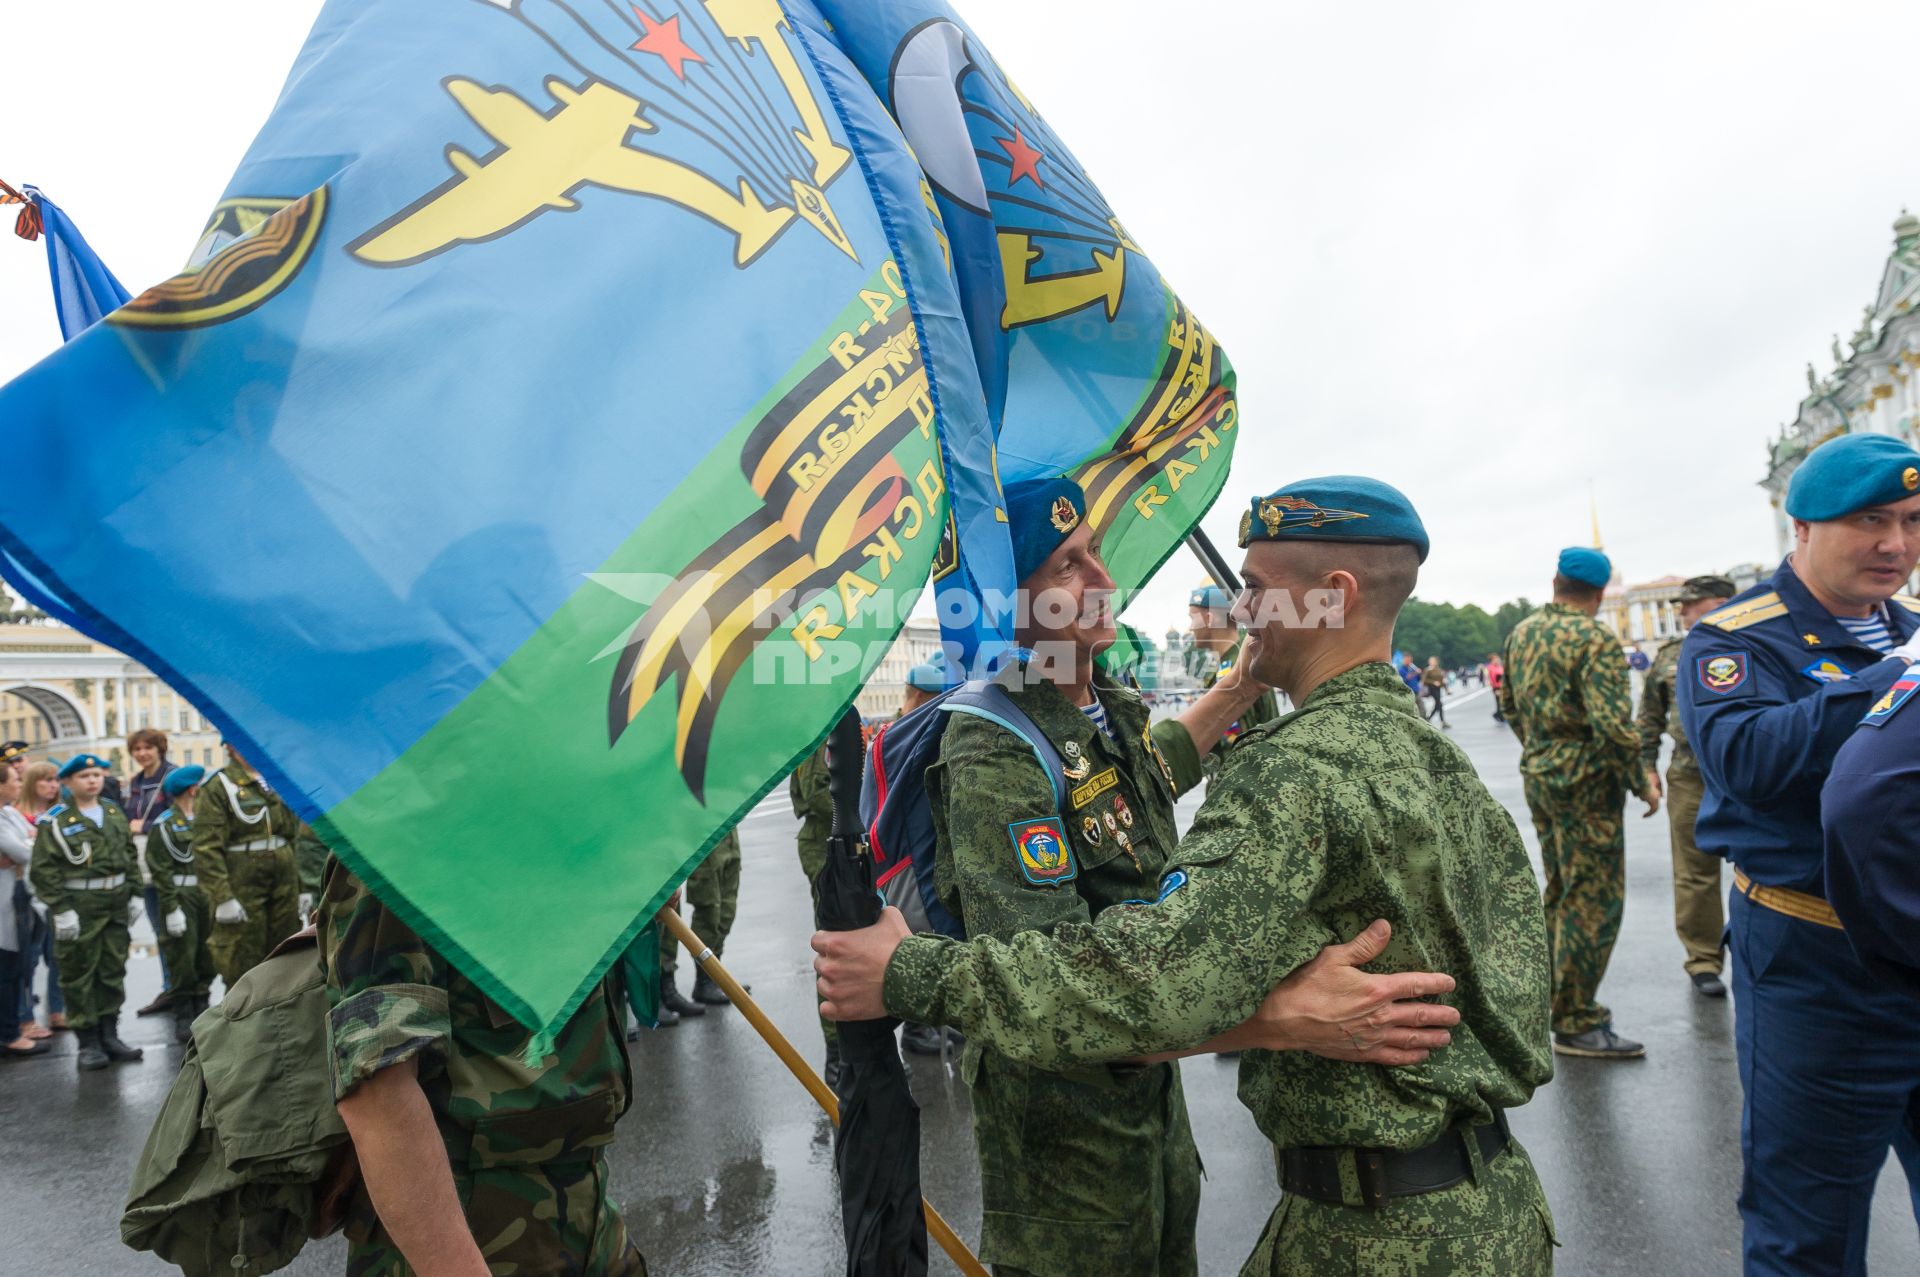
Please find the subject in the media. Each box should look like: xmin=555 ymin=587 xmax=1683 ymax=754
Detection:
xmin=1822 ymin=660 xmax=1920 ymax=999
xmin=1677 ymin=432 xmax=1920 ymax=1275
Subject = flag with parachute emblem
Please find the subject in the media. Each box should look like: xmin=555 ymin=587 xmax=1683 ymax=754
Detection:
xmin=0 ymin=0 xmax=1003 ymax=1039
xmin=0 ymin=0 xmax=1239 ymax=1043
xmin=813 ymin=0 xmax=1240 ymax=622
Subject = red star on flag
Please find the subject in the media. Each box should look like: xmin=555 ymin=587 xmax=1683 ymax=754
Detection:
xmin=630 ymin=7 xmax=705 ymax=80
xmin=996 ymin=128 xmax=1045 ymax=189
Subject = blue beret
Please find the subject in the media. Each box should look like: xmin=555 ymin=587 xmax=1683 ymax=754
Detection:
xmin=1786 ymin=433 xmax=1920 ymax=521
xmin=162 ymin=765 xmax=206 ymax=797
xmin=1237 ymin=475 xmax=1429 ymax=563
xmin=1005 ymin=476 xmax=1088 ymax=583
xmin=1189 ymin=582 xmax=1234 ymax=610
xmin=56 ymin=753 xmax=109 ymax=779
xmin=905 ymin=661 xmax=950 ymax=693
xmin=1557 ymin=547 xmax=1612 ymax=588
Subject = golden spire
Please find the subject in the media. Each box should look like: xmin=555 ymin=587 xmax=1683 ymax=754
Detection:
xmin=1589 ymin=483 xmax=1603 ymax=550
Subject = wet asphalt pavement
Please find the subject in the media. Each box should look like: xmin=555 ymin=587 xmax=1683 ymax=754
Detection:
xmin=3 ymin=683 xmax=1915 ymax=1274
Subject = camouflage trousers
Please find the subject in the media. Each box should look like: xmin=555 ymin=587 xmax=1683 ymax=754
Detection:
xmin=1523 ymin=775 xmax=1625 ymax=1036
xmin=797 ymin=834 xmax=836 ymax=1050
xmin=52 ymin=887 xmax=132 ymax=1030
xmin=207 ymin=847 xmax=302 ymax=987
xmin=1245 ymin=1137 xmax=1554 ymax=1275
xmin=1662 ymin=762 xmax=1723 ymax=976
xmin=659 ymin=831 xmax=740 ymax=973
xmin=155 ymin=891 xmax=218 ymax=1001
xmin=344 ymin=1150 xmax=646 ymax=1276
xmin=970 ymin=1052 xmax=1200 ymax=1277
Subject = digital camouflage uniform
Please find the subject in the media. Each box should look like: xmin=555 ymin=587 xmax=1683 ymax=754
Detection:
xmin=147 ymin=806 xmax=218 ymax=1003
xmin=193 ymin=760 xmax=328 ymax=986
xmin=320 ymin=860 xmax=646 ymax=1277
xmin=888 ymin=663 xmax=1557 ymax=1276
xmin=928 ymin=667 xmax=1202 ymax=1277
xmin=1498 ymin=603 xmax=1649 ymax=1035
xmin=658 ymin=828 xmax=741 ymax=974
xmin=28 ymin=801 xmax=138 ymax=1029
xmin=790 ymin=745 xmax=836 ymax=1048
xmin=1637 ymin=635 xmax=1722 ymax=977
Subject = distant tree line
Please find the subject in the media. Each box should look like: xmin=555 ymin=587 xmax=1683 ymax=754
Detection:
xmin=1392 ymin=597 xmax=1535 ymax=669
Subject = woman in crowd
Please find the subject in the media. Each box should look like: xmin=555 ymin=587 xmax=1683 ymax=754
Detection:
xmin=0 ymin=763 xmax=46 ymax=1057
xmin=124 ymin=728 xmax=177 ymax=1016
xmin=16 ymin=760 xmax=65 ymax=1033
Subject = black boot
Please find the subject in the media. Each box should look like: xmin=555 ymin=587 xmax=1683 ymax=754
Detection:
xmin=660 ymin=972 xmax=704 ymax=1018
xmin=823 ymin=1038 xmax=843 ymax=1091
xmin=100 ymin=1015 xmax=145 ymax=1063
xmin=172 ymin=999 xmax=197 ymax=1045
xmin=75 ymin=1026 xmax=109 ymax=1072
xmin=692 ymin=968 xmax=731 ymax=1006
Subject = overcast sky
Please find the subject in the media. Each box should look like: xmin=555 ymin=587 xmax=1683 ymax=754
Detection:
xmin=2 ymin=1 xmax=1912 ymax=635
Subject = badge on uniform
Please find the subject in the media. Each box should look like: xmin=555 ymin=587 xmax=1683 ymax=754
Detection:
xmin=1800 ymin=659 xmax=1853 ymax=685
xmin=1070 ymin=767 xmax=1117 ymax=809
xmin=1862 ymin=664 xmax=1920 ymax=727
xmin=1009 ymin=817 xmax=1077 ymax=887
xmin=1113 ymin=795 xmax=1134 ymax=828
xmin=1154 ymin=869 xmax=1188 ymax=903
xmin=1081 ymin=814 xmax=1103 ymax=845
xmin=1061 ymin=740 xmax=1091 ymax=781
xmin=1696 ymin=652 xmax=1752 ymax=697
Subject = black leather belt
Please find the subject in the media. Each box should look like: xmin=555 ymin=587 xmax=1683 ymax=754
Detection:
xmin=1280 ymin=1109 xmax=1511 ymax=1208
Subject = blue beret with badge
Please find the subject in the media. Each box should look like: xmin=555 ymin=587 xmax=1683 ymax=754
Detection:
xmin=905 ymin=661 xmax=951 ymax=693
xmin=1188 ymin=581 xmax=1234 ymax=610
xmin=1557 ymin=546 xmax=1613 ymax=589
xmin=1785 ymin=432 xmax=1920 ymax=522
xmin=1236 ymin=475 xmax=1430 ymax=563
xmin=1005 ymin=476 xmax=1088 ymax=584
xmin=56 ymin=752 xmax=110 ymax=778
xmin=162 ymin=764 xmax=207 ymax=797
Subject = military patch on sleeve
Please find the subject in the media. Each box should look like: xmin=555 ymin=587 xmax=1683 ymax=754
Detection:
xmin=1154 ymin=869 xmax=1189 ymax=903
xmin=1009 ymin=817 xmax=1077 ymax=887
xmin=1696 ymin=652 xmax=1752 ymax=697
xmin=1801 ymin=658 xmax=1854 ymax=685
xmin=1862 ymin=664 xmax=1920 ymax=727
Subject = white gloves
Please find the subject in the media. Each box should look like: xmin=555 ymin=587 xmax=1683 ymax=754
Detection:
xmin=53 ymin=910 xmax=80 ymax=942
xmin=166 ymin=909 xmax=188 ymax=938
xmin=298 ymin=892 xmax=314 ymax=919
xmin=130 ymin=898 xmax=148 ymax=928
xmin=215 ymin=898 xmax=249 ymax=925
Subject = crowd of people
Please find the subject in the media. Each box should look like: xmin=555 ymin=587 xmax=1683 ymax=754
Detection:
xmin=7 ymin=430 xmax=1920 ymax=1277
xmin=0 ymin=729 xmax=328 ymax=1065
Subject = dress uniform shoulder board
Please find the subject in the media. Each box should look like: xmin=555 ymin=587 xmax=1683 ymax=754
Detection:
xmin=1700 ymin=592 xmax=1785 ymax=632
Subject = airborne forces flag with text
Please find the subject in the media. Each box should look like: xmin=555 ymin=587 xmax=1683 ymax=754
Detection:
xmin=0 ymin=0 xmax=1238 ymax=1040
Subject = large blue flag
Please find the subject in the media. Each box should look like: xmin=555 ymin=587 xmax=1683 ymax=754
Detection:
xmin=0 ymin=0 xmax=1234 ymax=1038
xmin=26 ymin=186 xmax=131 ymax=339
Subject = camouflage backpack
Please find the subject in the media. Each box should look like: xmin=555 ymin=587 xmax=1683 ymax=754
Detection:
xmin=122 ymin=928 xmax=356 ymax=1276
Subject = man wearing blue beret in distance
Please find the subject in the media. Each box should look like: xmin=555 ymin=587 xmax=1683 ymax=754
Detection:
xmin=1183 ymin=581 xmax=1281 ymax=773
xmin=148 ymin=765 xmax=217 ymax=1044
xmin=27 ymin=752 xmax=146 ymax=1070
xmin=1498 ymin=544 xmax=1657 ymax=1061
xmin=818 ymin=475 xmax=1558 ymax=1275
xmin=1677 ymin=430 xmax=1920 ymax=1274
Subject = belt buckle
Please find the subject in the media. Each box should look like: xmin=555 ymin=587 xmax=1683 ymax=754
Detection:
xmin=1354 ymin=1150 xmax=1389 ymax=1208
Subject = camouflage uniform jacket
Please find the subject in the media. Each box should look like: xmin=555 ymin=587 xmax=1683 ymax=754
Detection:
xmin=29 ymin=800 xmax=138 ymax=914
xmin=888 ymin=661 xmax=1555 ymax=1151
xmin=147 ymin=807 xmax=202 ymax=914
xmin=191 ymin=761 xmax=330 ymax=906
xmin=789 ymin=744 xmax=832 ymax=869
xmin=318 ymin=860 xmax=631 ymax=1166
xmin=928 ymin=667 xmax=1193 ymax=957
xmin=1637 ymin=635 xmax=1694 ymax=776
xmin=1497 ymin=603 xmax=1648 ymax=798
